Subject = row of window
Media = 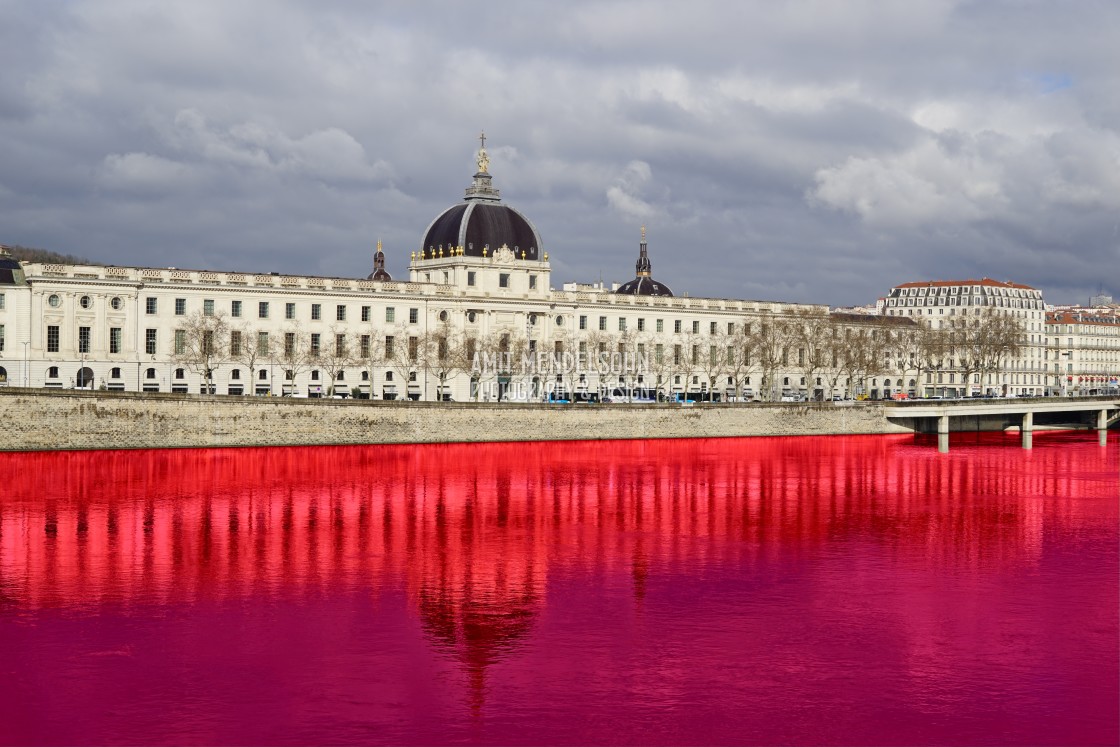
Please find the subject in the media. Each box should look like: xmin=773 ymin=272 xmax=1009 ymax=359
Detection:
xmin=43 ymin=291 xmax=764 ymax=336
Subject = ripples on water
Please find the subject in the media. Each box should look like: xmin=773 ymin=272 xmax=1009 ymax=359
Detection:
xmin=0 ymin=432 xmax=1116 ymax=745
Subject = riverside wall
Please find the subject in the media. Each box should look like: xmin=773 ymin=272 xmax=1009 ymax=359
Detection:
xmin=0 ymin=388 xmax=913 ymax=452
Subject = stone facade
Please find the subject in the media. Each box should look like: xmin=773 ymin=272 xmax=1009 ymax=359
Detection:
xmin=0 ymin=389 xmax=911 ymax=451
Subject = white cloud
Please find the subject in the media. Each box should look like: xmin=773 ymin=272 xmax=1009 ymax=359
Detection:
xmin=606 ymin=160 xmax=655 ymax=220
xmin=161 ymin=108 xmax=393 ymax=183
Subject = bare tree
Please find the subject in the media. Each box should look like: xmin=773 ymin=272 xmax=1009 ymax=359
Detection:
xmin=172 ymin=311 xmax=231 ymax=394
xmin=895 ymin=322 xmax=948 ymax=397
xmin=977 ymin=309 xmax=1026 ymax=394
xmin=723 ymin=318 xmax=759 ymax=401
xmin=417 ymin=322 xmax=469 ymax=401
xmin=788 ymin=309 xmax=831 ymax=400
xmin=278 ymin=324 xmax=314 ymax=396
xmin=317 ymin=325 xmax=357 ymax=396
xmin=353 ymin=326 xmax=386 ymax=399
xmin=750 ymin=315 xmax=793 ymax=401
xmin=699 ymin=332 xmax=728 ymax=402
xmin=230 ymin=323 xmax=274 ymax=395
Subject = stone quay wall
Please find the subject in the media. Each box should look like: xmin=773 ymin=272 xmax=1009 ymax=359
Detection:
xmin=0 ymin=389 xmax=912 ymax=452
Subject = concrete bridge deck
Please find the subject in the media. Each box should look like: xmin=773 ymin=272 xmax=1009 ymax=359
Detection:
xmin=884 ymin=395 xmax=1119 ymax=450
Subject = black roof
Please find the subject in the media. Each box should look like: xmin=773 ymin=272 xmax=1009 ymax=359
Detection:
xmin=421 ymin=203 xmax=541 ymax=259
xmin=616 ymin=276 xmax=673 ymax=297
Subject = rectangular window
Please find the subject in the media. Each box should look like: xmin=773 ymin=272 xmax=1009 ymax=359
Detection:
xmin=618 ymin=318 xmax=627 ymax=332
xmin=77 ymin=326 xmax=90 ymax=354
xmin=386 ymin=307 xmax=395 ymax=323
xmin=0 ymin=323 xmax=5 ymax=352
xmin=110 ymin=327 xmax=122 ymax=354
xmin=203 ymin=299 xmax=215 ymax=317
xmin=692 ymin=321 xmax=700 ymax=334
xmin=311 ymin=304 xmax=322 ymax=321
xmin=579 ymin=315 xmax=587 ymax=330
xmin=0 ymin=293 xmax=5 ymax=310
xmin=310 ymin=333 xmax=321 ymax=357
xmin=259 ymin=302 xmax=269 ymax=319
xmin=408 ymin=336 xmax=418 ymax=362
xmin=145 ymin=329 xmax=157 ymax=355
xmin=409 ymin=308 xmax=418 ymax=324
xmin=656 ymin=319 xmax=664 ymax=333
xmin=360 ymin=334 xmax=371 ymax=358
xmin=499 ymin=273 xmax=510 ymax=288
xmin=728 ymin=322 xmax=735 ymax=334
xmin=385 ymin=335 xmax=395 ymax=358
xmin=637 ymin=318 xmax=645 ymax=332
xmin=175 ymin=298 xmax=186 ymax=316
xmin=286 ymin=302 xmax=296 ymax=320
xmin=230 ymin=330 xmax=242 ymax=356
xmin=467 ymin=271 xmax=476 ymax=287
xmin=47 ymin=325 xmax=60 ymax=353
xmin=336 ymin=305 xmax=346 ymax=322
xmin=655 ymin=343 xmax=664 ymax=363
xmin=145 ymin=297 xmax=157 ymax=315
xmin=231 ymin=300 xmax=242 ymax=318
xmin=335 ymin=333 xmax=346 ymax=356
xmin=174 ymin=329 xmax=186 ymax=355
xmin=674 ymin=320 xmax=682 ymax=333
xmin=599 ymin=316 xmax=607 ymax=331
xmin=529 ymin=275 xmax=537 ymax=290
xmin=361 ymin=306 xmax=371 ymax=322
xmin=710 ymin=322 xmax=717 ymax=334
xmin=284 ymin=332 xmax=296 ymax=357
xmin=257 ymin=332 xmax=269 ymax=356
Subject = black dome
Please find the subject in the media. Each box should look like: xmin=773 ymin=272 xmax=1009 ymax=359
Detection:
xmin=0 ymin=254 xmax=25 ymax=285
xmin=421 ymin=203 xmax=541 ymax=260
xmin=614 ymin=229 xmax=673 ymax=297
xmin=616 ymin=276 xmax=673 ymax=296
xmin=419 ymin=138 xmax=544 ymax=260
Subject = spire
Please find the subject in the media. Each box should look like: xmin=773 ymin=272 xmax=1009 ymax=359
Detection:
xmin=465 ymin=132 xmax=501 ymax=202
xmin=476 ymin=130 xmax=489 ymax=173
xmin=636 ymin=225 xmax=651 ymax=277
xmin=370 ymin=238 xmax=391 ymax=281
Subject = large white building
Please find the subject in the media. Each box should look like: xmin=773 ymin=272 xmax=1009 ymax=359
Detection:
xmin=881 ymin=278 xmax=1048 ymax=396
xmin=1046 ymin=307 xmax=1120 ymax=395
xmin=5 ymin=139 xmax=1102 ymax=403
xmin=1 ymin=142 xmax=838 ymax=402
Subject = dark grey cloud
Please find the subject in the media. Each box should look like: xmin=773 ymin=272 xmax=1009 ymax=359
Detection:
xmin=1 ymin=0 xmax=1117 ymax=305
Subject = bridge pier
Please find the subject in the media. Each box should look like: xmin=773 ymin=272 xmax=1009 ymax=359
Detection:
xmin=937 ymin=415 xmax=950 ymax=453
xmin=1020 ymin=412 xmax=1034 ymax=449
xmin=1098 ymin=409 xmax=1108 ymax=431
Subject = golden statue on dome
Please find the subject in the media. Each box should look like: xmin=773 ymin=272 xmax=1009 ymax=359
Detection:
xmin=476 ymin=130 xmax=490 ymax=174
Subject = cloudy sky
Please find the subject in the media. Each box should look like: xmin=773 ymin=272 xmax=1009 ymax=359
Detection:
xmin=2 ymin=1 xmax=1118 ymax=306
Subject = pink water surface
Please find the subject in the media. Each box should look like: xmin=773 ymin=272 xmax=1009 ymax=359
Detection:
xmin=0 ymin=432 xmax=1116 ymax=745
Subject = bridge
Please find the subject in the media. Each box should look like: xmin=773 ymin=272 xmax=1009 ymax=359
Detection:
xmin=883 ymin=395 xmax=1120 ymax=450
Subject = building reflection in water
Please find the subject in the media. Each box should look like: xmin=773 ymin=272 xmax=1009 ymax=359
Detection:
xmin=0 ymin=433 xmax=1115 ymax=712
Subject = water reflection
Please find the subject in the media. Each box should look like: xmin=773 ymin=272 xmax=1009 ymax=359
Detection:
xmin=2 ymin=434 xmax=1114 ymax=612
xmin=0 ymin=432 xmax=1116 ymax=744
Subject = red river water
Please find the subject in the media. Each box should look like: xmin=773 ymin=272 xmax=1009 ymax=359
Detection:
xmin=1 ymin=432 xmax=1117 ymax=745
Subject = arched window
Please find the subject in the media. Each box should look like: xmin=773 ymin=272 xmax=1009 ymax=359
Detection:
xmin=48 ymin=366 xmax=59 ymax=378
xmin=175 ymin=368 xmax=186 ymax=380
xmin=361 ymin=371 xmax=369 ymax=381
xmin=0 ymin=367 xmax=7 ymax=383
xmin=146 ymin=368 xmax=157 ymax=379
xmin=110 ymin=367 xmax=122 ymax=379
xmin=231 ymin=369 xmax=241 ymax=380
